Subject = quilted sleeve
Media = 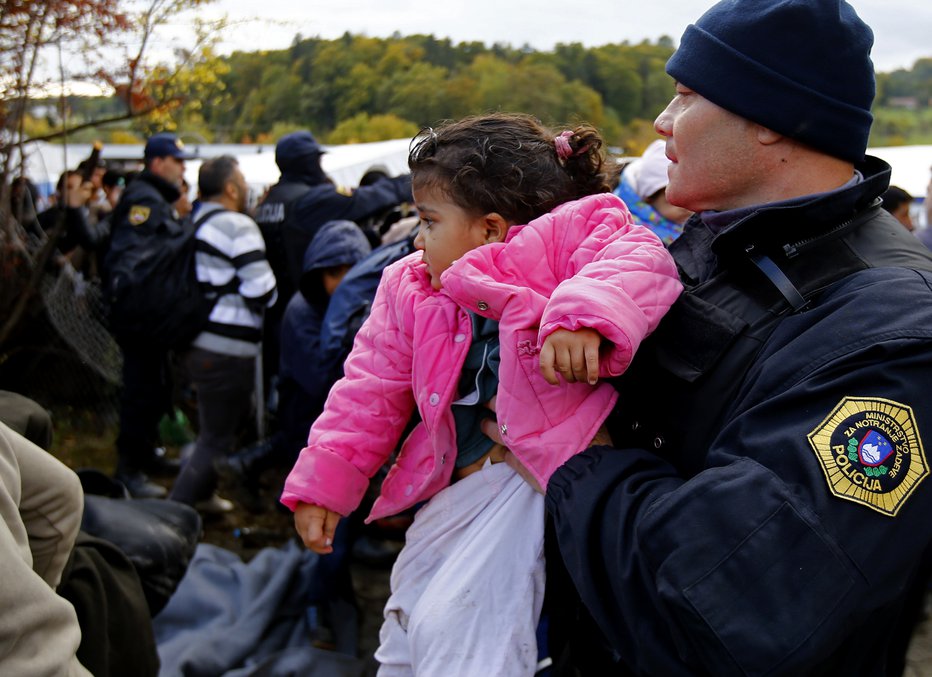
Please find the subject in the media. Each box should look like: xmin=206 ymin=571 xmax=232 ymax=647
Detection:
xmin=540 ymin=195 xmax=682 ymax=376
xmin=281 ymin=259 xmax=419 ymax=516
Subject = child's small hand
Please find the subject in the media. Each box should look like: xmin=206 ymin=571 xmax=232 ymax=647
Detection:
xmin=539 ymin=328 xmax=602 ymax=385
xmin=294 ymin=502 xmax=342 ymax=554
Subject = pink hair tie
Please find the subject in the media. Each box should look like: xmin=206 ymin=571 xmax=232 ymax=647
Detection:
xmin=554 ymin=130 xmax=574 ymax=160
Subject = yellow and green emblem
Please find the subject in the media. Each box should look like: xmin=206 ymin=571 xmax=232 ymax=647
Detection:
xmin=129 ymin=205 xmax=150 ymax=225
xmin=808 ymin=396 xmax=927 ymax=516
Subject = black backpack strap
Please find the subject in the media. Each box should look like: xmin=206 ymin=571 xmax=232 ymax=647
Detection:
xmin=190 ymin=208 xmax=240 ymax=295
xmin=192 ymin=207 xmax=231 ymax=229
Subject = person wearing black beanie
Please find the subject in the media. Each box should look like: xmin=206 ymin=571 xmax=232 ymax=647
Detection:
xmin=531 ymin=1 xmax=932 ymax=675
xmin=251 ymin=131 xmax=412 ymax=442
xmin=666 ymin=0 xmax=874 ymax=164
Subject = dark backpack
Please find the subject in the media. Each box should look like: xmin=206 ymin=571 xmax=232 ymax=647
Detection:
xmin=105 ymin=208 xmax=230 ymax=349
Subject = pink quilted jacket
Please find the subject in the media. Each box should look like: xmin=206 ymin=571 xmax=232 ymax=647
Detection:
xmin=281 ymin=192 xmax=682 ymax=521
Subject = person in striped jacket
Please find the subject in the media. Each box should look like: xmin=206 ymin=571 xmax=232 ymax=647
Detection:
xmin=169 ymin=155 xmax=277 ymax=514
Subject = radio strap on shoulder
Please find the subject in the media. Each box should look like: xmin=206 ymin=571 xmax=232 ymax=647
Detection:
xmin=747 ymin=249 xmax=808 ymax=311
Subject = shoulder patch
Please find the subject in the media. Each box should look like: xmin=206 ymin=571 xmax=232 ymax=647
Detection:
xmin=129 ymin=205 xmax=150 ymax=226
xmin=336 ymin=184 xmax=354 ymax=197
xmin=807 ymin=396 xmax=927 ymax=516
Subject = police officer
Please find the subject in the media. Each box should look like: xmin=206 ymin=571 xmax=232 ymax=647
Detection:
xmin=488 ymin=1 xmax=932 ymax=674
xmin=104 ymin=132 xmax=193 ymax=498
xmin=254 ymin=130 xmax=412 ymax=383
xmin=253 ymin=131 xmax=320 ymax=314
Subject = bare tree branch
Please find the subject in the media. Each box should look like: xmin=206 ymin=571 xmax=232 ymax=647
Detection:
xmin=23 ymin=99 xmax=183 ymax=144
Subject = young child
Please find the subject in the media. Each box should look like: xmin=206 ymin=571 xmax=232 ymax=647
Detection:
xmin=281 ymin=113 xmax=682 ymax=675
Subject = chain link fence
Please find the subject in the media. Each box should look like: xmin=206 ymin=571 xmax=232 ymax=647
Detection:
xmin=0 ymin=257 xmax=122 ymax=427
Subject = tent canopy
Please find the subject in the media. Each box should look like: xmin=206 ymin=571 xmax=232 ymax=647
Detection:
xmin=17 ymin=138 xmax=413 ymax=200
xmin=16 ymin=139 xmax=930 ymax=208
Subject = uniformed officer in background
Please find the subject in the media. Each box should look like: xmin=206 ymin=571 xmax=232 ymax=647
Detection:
xmin=103 ymin=132 xmax=192 ymax=498
xmin=253 ymin=130 xmax=411 ymax=387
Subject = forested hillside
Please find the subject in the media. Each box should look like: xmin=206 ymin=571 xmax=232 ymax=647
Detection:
xmin=28 ymin=35 xmax=932 ymax=152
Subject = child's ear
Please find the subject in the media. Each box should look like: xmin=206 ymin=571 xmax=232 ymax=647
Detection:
xmin=482 ymin=212 xmax=510 ymax=243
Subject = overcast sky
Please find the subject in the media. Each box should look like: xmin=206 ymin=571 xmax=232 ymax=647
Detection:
xmin=181 ymin=0 xmax=930 ymax=73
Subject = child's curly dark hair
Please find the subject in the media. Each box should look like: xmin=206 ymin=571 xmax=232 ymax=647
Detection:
xmin=408 ymin=113 xmax=616 ymax=225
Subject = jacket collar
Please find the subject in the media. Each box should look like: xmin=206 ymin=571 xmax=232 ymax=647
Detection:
xmin=138 ymin=169 xmax=181 ymax=204
xmin=279 ymin=170 xmax=326 ymax=186
xmin=671 ymin=155 xmax=891 ymax=284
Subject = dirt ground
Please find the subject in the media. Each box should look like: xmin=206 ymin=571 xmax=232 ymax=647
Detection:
xmin=50 ymin=408 xmax=394 ymax=672
xmin=192 ymin=466 xmax=399 ymax=673
xmin=905 ymin=596 xmax=932 ymax=677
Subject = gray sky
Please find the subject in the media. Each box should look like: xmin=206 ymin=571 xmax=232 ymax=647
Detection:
xmin=183 ymin=0 xmax=930 ymax=73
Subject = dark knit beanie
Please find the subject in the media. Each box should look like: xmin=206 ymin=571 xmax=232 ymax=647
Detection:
xmin=275 ymin=131 xmax=325 ymax=172
xmin=666 ymin=0 xmax=875 ymax=163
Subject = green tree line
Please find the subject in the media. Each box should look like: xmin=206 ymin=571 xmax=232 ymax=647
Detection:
xmin=29 ymin=35 xmax=932 ymax=152
xmin=874 ymin=58 xmax=932 ymax=145
xmin=204 ymin=32 xmax=679 ymax=153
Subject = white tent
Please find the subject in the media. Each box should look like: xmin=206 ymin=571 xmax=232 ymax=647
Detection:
xmin=16 ymin=138 xmax=413 ymax=201
xmin=866 ymin=145 xmax=930 ymax=200
xmin=868 ymin=145 xmax=931 ymax=228
xmin=17 ymin=139 xmax=930 ymax=219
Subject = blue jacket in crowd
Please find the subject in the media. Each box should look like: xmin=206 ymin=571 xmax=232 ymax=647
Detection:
xmin=279 ymin=220 xmax=372 ymax=403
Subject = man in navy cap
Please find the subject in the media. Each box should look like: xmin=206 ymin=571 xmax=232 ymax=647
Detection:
xmin=253 ymin=131 xmax=326 ymax=316
xmin=256 ymin=128 xmax=412 ymax=314
xmin=494 ymin=0 xmax=932 ymax=674
xmin=253 ymin=131 xmax=412 ymax=395
xmin=103 ymin=132 xmax=194 ymax=498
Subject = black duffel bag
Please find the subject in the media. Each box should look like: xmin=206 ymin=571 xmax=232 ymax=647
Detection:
xmin=77 ymin=469 xmax=202 ymax=616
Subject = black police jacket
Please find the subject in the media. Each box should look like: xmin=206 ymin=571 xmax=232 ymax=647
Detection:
xmin=545 ymin=156 xmax=932 ymax=676
xmin=102 ymin=170 xmax=181 ymax=285
xmin=37 ymin=204 xmax=95 ymax=255
xmin=283 ymin=175 xmax=412 ymax=290
xmin=254 ymin=178 xmax=313 ymax=310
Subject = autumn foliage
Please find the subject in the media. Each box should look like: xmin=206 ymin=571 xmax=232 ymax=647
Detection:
xmin=0 ymin=0 xmax=219 ymax=347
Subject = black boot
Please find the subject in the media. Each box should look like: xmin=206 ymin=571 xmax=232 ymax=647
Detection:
xmin=216 ymin=437 xmax=278 ymax=480
xmin=114 ymin=468 xmax=167 ymax=499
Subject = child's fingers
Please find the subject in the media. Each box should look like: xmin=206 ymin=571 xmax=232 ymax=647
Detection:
xmin=322 ymin=510 xmax=340 ymax=546
xmin=539 ymin=341 xmax=560 ymax=385
xmin=551 ymin=346 xmax=576 ymax=385
xmin=481 ymin=415 xmax=504 ymax=445
xmin=584 ymin=341 xmax=600 ymax=385
xmin=295 ymin=513 xmax=320 ymax=549
xmin=301 ymin=513 xmax=326 ymax=549
xmin=560 ymin=345 xmax=579 ymax=383
xmin=295 ymin=505 xmax=334 ymax=554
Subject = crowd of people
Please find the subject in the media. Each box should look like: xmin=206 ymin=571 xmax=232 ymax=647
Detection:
xmin=4 ymin=0 xmax=932 ymax=674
